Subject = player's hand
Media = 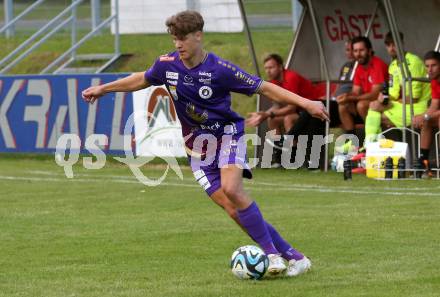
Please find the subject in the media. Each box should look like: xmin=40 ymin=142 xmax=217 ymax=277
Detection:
xmin=245 ymin=111 xmax=269 ymax=127
xmin=81 ymin=85 xmax=106 ymax=104
xmin=412 ymin=115 xmax=424 ymax=128
xmin=377 ymin=92 xmax=387 ymax=104
xmin=305 ymin=100 xmax=330 ymax=122
xmin=336 ymin=93 xmax=348 ymax=104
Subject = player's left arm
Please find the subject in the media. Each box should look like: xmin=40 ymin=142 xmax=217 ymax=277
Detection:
xmin=257 ymin=81 xmax=329 ymax=121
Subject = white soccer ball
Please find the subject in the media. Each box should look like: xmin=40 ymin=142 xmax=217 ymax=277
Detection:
xmin=230 ymin=245 xmax=269 ymax=280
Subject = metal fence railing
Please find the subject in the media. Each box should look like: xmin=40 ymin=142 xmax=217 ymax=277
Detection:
xmin=0 ymin=0 xmax=119 ymax=74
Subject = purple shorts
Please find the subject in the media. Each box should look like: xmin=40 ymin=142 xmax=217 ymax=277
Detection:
xmin=186 ymin=127 xmax=252 ymax=197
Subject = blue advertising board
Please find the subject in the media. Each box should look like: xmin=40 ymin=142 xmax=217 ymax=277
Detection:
xmin=0 ymin=73 xmax=133 ymax=154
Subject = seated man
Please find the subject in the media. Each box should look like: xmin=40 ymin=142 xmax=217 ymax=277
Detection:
xmin=246 ymin=53 xmax=318 ymax=166
xmin=337 ymin=36 xmax=389 ymax=137
xmin=413 ymin=50 xmax=440 ymax=168
xmin=253 ymin=54 xmax=317 ymax=133
xmin=364 ymin=32 xmax=431 ymax=145
xmin=334 ymin=38 xmax=356 ymax=97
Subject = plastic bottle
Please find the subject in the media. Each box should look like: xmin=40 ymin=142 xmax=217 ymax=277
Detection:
xmin=414 ymin=158 xmax=423 ymax=179
xmin=385 ymin=156 xmax=393 ymax=179
xmin=343 ymin=159 xmax=352 ymax=180
xmin=397 ymin=157 xmax=406 ymax=179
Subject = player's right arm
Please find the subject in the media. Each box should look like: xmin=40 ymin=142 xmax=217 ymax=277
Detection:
xmin=82 ymin=72 xmax=150 ymax=104
xmin=258 ymin=81 xmax=329 ymax=121
xmin=246 ymin=104 xmax=296 ymax=127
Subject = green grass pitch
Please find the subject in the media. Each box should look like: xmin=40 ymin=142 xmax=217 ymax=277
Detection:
xmin=1 ymin=156 xmax=439 ymax=297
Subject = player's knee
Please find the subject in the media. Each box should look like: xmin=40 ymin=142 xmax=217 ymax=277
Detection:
xmin=222 ymin=184 xmax=248 ymax=206
xmin=222 ymin=183 xmax=238 ymax=199
xmin=358 ymin=100 xmax=369 ymax=110
xmin=357 ymin=100 xmax=370 ymax=115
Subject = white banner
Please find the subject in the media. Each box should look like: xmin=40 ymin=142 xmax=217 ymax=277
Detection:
xmin=133 ymin=86 xmax=186 ymax=157
xmin=112 ymin=0 xmax=243 ymax=34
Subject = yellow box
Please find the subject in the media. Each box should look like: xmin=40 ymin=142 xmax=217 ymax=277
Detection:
xmin=366 ymin=156 xmax=400 ymax=179
xmin=365 ymin=141 xmax=410 ymax=179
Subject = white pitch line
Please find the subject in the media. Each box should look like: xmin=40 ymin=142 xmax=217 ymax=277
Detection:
xmin=26 ymin=169 xmax=440 ymax=192
xmin=0 ymin=175 xmax=439 ymax=197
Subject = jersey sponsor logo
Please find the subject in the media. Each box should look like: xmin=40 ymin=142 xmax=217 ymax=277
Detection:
xmin=200 ymin=122 xmax=221 ymax=131
xmin=368 ymin=75 xmax=373 ymax=84
xmin=185 ymin=103 xmax=208 ymax=123
xmin=199 ymin=77 xmax=211 ymax=84
xmin=224 ymin=123 xmax=238 ymax=135
xmin=235 ymin=71 xmax=256 ymax=86
xmin=193 ymin=169 xmax=205 ymax=180
xmin=198 ymin=71 xmax=212 ymax=77
xmin=166 ymin=71 xmax=179 ymax=80
xmin=199 ymin=86 xmax=213 ymax=99
xmin=193 ymin=169 xmax=211 ymax=190
xmin=159 ymin=55 xmax=175 ymax=62
xmin=184 ymin=75 xmax=194 ymax=86
xmin=167 ymin=79 xmax=177 ymax=86
xmin=198 ymin=176 xmax=211 ymax=190
xmin=169 ymin=85 xmax=178 ymax=100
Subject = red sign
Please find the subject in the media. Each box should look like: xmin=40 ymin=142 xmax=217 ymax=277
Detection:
xmin=324 ymin=9 xmax=384 ymax=42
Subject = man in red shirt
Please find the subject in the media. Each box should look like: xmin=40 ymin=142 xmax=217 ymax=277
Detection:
xmin=246 ymin=54 xmax=318 ymax=166
xmin=413 ymin=50 xmax=440 ymax=166
xmin=247 ymin=54 xmax=317 ymax=134
xmin=337 ymin=36 xmax=389 ymax=136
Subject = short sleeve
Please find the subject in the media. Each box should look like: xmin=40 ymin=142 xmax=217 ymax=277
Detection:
xmin=285 ymin=71 xmax=301 ymax=94
xmin=218 ymin=61 xmax=262 ymax=96
xmin=353 ymin=67 xmax=362 ymax=87
xmin=432 ymin=80 xmax=440 ymax=100
xmin=144 ymin=59 xmax=165 ymax=86
xmin=370 ymin=60 xmax=387 ymax=85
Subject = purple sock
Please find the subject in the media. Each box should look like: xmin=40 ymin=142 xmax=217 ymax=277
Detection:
xmin=265 ymin=222 xmax=304 ymax=261
xmin=237 ymin=202 xmax=278 ymax=255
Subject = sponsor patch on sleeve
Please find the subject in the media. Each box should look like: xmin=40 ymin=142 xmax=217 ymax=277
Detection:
xmin=160 ymin=55 xmax=175 ymax=62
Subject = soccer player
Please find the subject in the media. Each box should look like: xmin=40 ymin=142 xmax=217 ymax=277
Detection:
xmin=364 ymin=32 xmax=431 ymax=144
xmin=413 ymin=50 xmax=440 ymax=168
xmin=82 ymin=10 xmax=328 ymax=276
xmin=337 ymin=36 xmax=389 ymax=136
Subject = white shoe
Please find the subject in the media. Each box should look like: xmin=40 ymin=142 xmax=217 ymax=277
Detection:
xmin=286 ymin=257 xmax=311 ymax=277
xmin=267 ymin=254 xmax=287 ymax=275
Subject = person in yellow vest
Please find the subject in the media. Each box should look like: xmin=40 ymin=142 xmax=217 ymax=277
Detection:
xmin=363 ymin=32 xmax=431 ymax=145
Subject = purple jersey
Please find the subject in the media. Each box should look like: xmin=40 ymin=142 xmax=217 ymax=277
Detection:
xmin=144 ymin=51 xmax=262 ymax=149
